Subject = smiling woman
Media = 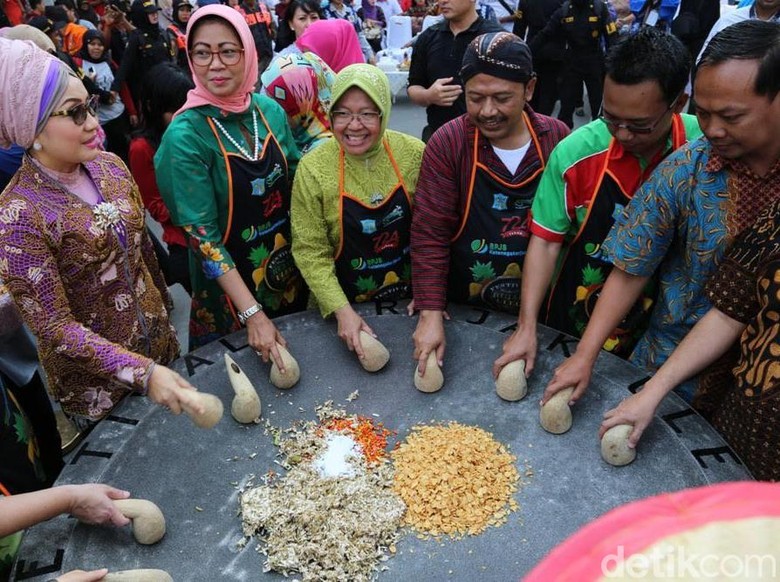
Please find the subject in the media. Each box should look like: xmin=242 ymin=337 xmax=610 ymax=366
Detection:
xmin=290 ymin=64 xmax=425 ymax=359
xmin=154 ymin=4 xmax=306 ymax=360
xmin=0 ymin=38 xmax=204 ymax=429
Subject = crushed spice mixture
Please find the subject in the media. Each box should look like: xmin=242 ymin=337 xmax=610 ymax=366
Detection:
xmin=240 ymin=402 xmax=405 ymax=581
xmin=241 ymin=405 xmax=527 ymax=579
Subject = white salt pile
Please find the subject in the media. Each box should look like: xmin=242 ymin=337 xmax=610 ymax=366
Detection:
xmin=314 ymin=432 xmax=359 ymax=478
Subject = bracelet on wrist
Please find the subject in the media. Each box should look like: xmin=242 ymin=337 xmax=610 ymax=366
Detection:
xmin=237 ymin=303 xmax=263 ymax=325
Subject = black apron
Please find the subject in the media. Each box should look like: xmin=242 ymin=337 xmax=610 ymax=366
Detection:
xmin=207 ymin=107 xmax=307 ymax=320
xmin=544 ymin=114 xmax=687 ymax=357
xmin=334 ymin=140 xmax=412 ymax=303
xmin=448 ymin=114 xmax=545 ymax=313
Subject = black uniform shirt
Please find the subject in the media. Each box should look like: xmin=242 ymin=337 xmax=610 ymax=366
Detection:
xmin=408 ymin=16 xmax=503 ymax=134
xmin=529 ymin=0 xmax=616 ymax=57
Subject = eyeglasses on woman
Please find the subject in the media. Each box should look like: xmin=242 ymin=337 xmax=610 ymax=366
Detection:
xmin=331 ymin=110 xmax=382 ymax=126
xmin=190 ymin=47 xmax=245 ymax=67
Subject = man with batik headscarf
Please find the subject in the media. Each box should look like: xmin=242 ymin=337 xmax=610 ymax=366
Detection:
xmin=410 ymin=31 xmax=568 ymax=378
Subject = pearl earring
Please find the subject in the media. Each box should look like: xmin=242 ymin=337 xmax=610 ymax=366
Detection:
xmin=32 ymin=142 xmax=42 ymax=151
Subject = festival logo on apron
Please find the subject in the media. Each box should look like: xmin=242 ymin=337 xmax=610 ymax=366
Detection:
xmin=208 ymin=110 xmax=307 ymax=317
xmin=465 ymin=194 xmax=530 ymax=312
xmin=448 ymin=117 xmax=545 ymax=314
xmin=544 ymin=114 xmax=689 ymax=355
xmin=567 ymin=217 xmax=654 ymax=353
xmin=334 ymin=142 xmax=413 ymax=304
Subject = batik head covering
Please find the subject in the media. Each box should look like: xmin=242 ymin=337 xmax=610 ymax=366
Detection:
xmin=296 ymin=19 xmax=364 ymax=73
xmin=461 ymin=31 xmax=535 ymax=85
xmin=0 ymin=38 xmax=72 ymax=149
xmin=176 ymin=4 xmax=258 ymax=116
xmin=330 ymin=63 xmax=391 ymax=159
xmin=260 ymin=52 xmax=336 ymax=153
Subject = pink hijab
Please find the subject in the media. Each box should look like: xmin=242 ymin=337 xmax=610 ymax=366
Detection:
xmin=0 ymin=38 xmax=66 ymax=149
xmin=176 ymin=4 xmax=258 ymax=117
xmin=296 ymin=19 xmax=365 ymax=73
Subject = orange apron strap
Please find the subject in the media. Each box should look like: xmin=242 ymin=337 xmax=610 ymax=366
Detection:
xmin=256 ymin=105 xmax=286 ymax=174
xmin=524 ymin=110 xmax=546 ymax=172
xmin=383 ymin=138 xmax=410 ymax=205
xmin=450 ymin=127 xmax=481 ymax=242
xmin=204 ymin=118 xmax=239 ymax=321
xmin=567 ymin=139 xmax=614 ymax=248
xmin=205 ymin=117 xmax=235 ymax=245
xmin=670 ymin=113 xmax=685 ymax=150
xmin=334 ymin=148 xmax=347 ymax=260
xmin=473 ymin=112 xmax=545 ymax=188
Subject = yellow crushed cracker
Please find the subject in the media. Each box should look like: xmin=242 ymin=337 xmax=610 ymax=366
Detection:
xmin=392 ymin=422 xmax=521 ymax=538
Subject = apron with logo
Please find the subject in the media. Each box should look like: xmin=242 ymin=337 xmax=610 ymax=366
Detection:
xmin=190 ymin=108 xmax=306 ymax=348
xmin=448 ymin=114 xmax=545 ymax=313
xmin=334 ymin=141 xmax=412 ymax=303
xmin=544 ymin=114 xmax=687 ymax=356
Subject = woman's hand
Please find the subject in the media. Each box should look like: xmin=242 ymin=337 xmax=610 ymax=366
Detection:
xmin=65 ymin=484 xmax=131 ymax=527
xmin=146 ymin=365 xmax=203 ymax=415
xmin=246 ymin=311 xmax=286 ymax=370
xmin=334 ymin=305 xmax=374 ymax=359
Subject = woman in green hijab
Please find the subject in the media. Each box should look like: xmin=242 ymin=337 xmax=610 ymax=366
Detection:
xmin=291 ymin=64 xmax=424 ymax=359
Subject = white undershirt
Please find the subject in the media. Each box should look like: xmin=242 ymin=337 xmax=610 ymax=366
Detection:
xmin=492 ymin=141 xmax=532 ymax=175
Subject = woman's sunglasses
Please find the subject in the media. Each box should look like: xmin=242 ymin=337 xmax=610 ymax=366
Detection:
xmin=49 ymin=95 xmax=100 ymax=126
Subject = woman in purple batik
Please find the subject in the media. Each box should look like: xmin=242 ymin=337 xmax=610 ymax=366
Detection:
xmin=0 ymin=38 xmax=204 ymax=429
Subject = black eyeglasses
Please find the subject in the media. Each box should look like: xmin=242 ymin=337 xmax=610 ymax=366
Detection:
xmin=599 ymin=93 xmax=681 ymax=135
xmin=49 ymin=95 xmax=100 ymax=126
xmin=190 ymin=47 xmax=244 ymax=67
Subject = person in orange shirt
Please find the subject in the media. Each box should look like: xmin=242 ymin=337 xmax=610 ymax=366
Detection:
xmin=46 ymin=2 xmax=88 ymax=55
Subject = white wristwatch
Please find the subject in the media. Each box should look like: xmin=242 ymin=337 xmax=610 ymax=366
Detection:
xmin=237 ymin=303 xmax=263 ymax=325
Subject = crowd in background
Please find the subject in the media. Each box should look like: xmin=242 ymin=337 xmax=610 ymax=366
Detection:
xmin=1 ymin=0 xmax=767 ymax=157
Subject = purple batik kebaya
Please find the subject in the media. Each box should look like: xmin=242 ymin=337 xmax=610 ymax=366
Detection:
xmin=0 ymin=152 xmax=180 ymax=422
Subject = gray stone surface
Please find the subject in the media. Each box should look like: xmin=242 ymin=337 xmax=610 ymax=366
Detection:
xmin=13 ymin=302 xmax=750 ymax=581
